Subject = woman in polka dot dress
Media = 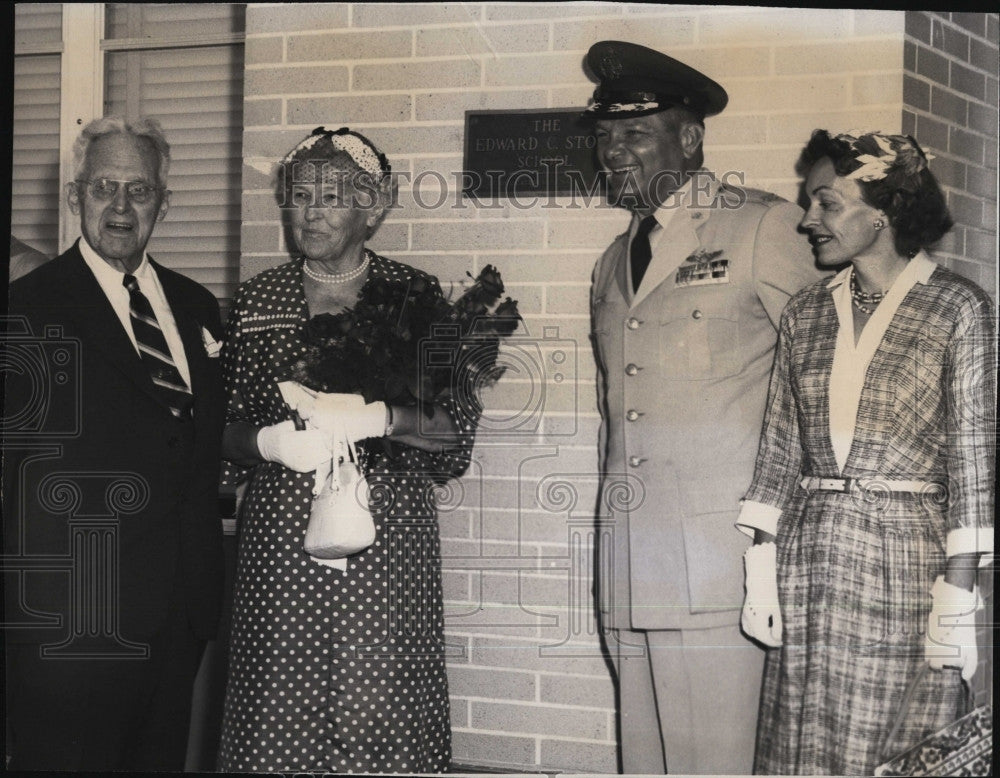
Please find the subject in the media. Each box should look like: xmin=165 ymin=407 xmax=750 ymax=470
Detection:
xmin=217 ymin=128 xmax=475 ymax=773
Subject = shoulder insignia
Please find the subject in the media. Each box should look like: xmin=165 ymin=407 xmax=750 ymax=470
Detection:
xmin=734 ymin=186 xmax=788 ymax=206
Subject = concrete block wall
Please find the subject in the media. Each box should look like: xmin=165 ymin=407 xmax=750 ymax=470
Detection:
xmin=239 ymin=5 xmax=992 ymax=772
xmin=903 ymin=11 xmax=998 ymax=296
xmin=903 ymin=11 xmax=999 ymax=703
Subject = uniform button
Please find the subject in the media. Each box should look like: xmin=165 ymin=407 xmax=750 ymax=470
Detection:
xmin=692 ymin=309 xmax=703 ymax=319
xmin=628 ymin=455 xmax=646 ymax=467
xmin=625 ymin=363 xmax=639 ymax=376
xmin=627 ymin=317 xmax=641 ymax=330
xmin=626 ymin=410 xmax=640 ymax=422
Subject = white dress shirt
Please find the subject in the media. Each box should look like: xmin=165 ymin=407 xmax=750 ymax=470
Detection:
xmin=625 ymin=175 xmax=696 ymax=293
xmin=79 ymin=237 xmax=192 ymax=388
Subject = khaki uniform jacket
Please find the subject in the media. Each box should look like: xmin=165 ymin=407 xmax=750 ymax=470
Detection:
xmin=591 ymin=175 xmax=824 ymax=630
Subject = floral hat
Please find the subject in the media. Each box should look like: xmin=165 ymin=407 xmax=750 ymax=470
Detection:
xmin=834 ymin=130 xmax=935 ymax=184
xmin=282 ymin=126 xmax=391 ymax=180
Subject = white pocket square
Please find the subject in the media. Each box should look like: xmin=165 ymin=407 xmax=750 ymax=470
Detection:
xmin=201 ymin=327 xmax=222 ymax=358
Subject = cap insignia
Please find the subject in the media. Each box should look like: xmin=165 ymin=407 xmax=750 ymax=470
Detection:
xmin=599 ymin=49 xmax=623 ymax=80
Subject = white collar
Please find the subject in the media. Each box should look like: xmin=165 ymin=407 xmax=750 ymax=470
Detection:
xmin=78 ymin=236 xmax=153 ymax=284
xmin=632 ymin=173 xmax=702 ymax=234
xmin=826 ymin=250 xmax=936 ymax=290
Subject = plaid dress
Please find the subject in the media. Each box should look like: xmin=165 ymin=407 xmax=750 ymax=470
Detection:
xmin=744 ymin=259 xmax=995 ymax=775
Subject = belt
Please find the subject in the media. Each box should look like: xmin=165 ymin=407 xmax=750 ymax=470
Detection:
xmin=799 ymin=476 xmax=946 ymax=495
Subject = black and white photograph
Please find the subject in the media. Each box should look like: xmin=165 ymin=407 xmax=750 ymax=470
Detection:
xmin=3 ymin=3 xmax=996 ymax=775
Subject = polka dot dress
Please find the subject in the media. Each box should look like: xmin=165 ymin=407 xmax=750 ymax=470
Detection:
xmin=217 ymin=255 xmax=474 ymax=773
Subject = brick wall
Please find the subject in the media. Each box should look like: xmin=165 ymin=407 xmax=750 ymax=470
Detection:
xmin=903 ymin=11 xmax=998 ymax=296
xmin=903 ymin=12 xmax=999 ymax=706
xmin=239 ymin=5 xmax=992 ymax=772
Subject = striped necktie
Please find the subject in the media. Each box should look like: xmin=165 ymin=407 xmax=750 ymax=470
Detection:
xmin=630 ymin=214 xmax=658 ymax=292
xmin=123 ymin=273 xmax=192 ymax=418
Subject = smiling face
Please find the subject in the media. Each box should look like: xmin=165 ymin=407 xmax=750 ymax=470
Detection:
xmin=288 ymin=163 xmax=381 ymax=266
xmin=594 ymin=110 xmax=702 ymax=215
xmin=800 ymin=157 xmax=885 ymax=267
xmin=68 ymin=133 xmax=169 ymax=273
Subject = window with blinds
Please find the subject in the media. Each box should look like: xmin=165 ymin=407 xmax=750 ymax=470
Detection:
xmin=12 ymin=4 xmax=62 ymax=260
xmin=103 ymin=3 xmax=246 ymax=313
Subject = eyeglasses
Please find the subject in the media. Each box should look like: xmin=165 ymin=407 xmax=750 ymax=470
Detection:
xmin=75 ymin=178 xmax=163 ymax=204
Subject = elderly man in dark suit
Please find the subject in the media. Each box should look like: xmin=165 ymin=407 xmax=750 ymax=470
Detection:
xmin=3 ymin=116 xmax=225 ymax=771
xmin=585 ymin=42 xmax=826 ymax=773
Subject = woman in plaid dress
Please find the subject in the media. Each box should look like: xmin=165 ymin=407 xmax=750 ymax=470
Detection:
xmin=736 ymin=130 xmax=995 ymax=774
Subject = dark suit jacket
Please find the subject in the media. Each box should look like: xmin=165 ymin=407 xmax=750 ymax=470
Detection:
xmin=3 ymin=242 xmax=225 ymax=644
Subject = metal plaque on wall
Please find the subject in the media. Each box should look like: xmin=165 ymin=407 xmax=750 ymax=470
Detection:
xmin=462 ymin=108 xmax=604 ymax=198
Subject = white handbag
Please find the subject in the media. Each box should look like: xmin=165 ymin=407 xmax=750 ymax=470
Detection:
xmin=303 ymin=435 xmax=375 ymax=560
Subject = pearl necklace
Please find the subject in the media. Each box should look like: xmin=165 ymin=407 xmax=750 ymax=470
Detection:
xmin=302 ymin=254 xmax=370 ymax=284
xmin=849 ymin=273 xmax=885 ymax=315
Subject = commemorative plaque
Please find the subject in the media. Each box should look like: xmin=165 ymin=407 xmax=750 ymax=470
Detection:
xmin=462 ymin=109 xmax=604 ymax=198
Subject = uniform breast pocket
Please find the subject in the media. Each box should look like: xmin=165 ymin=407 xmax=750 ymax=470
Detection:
xmin=659 ymin=306 xmax=741 ymax=380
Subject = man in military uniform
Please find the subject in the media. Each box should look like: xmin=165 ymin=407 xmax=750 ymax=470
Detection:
xmin=585 ymin=41 xmax=824 ymax=773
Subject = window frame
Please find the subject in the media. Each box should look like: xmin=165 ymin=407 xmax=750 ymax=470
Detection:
xmin=38 ymin=3 xmax=244 ymax=258
xmin=58 ymin=3 xmax=105 ymax=253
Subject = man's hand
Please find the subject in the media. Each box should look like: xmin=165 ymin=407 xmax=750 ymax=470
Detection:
xmin=742 ymin=542 xmax=783 ymax=647
xmin=925 ymin=575 xmax=982 ymax=682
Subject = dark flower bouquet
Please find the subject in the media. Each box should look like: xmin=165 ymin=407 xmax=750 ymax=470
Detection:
xmin=282 ymin=264 xmax=520 ymax=424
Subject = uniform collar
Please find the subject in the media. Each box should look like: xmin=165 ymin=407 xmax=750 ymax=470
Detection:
xmin=634 ymin=169 xmax=717 ymax=233
xmin=627 ymin=171 xmax=718 ymax=309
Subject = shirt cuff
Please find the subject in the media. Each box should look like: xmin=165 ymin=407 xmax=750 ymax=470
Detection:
xmin=946 ymin=526 xmax=995 ymax=566
xmin=736 ymin=500 xmax=782 ymax=539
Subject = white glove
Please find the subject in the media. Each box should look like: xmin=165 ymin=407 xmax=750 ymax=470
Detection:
xmin=283 ymin=384 xmax=386 ymax=443
xmin=277 ymin=381 xmax=317 ymax=415
xmin=256 ymin=420 xmax=332 ymax=473
xmin=341 ymin=399 xmax=387 ymax=442
xmin=742 ymin=542 xmax=783 ymax=647
xmin=925 ymin=575 xmax=982 ymax=682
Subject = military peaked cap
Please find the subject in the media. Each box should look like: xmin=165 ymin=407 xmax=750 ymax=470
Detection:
xmin=583 ymin=40 xmax=728 ymax=120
